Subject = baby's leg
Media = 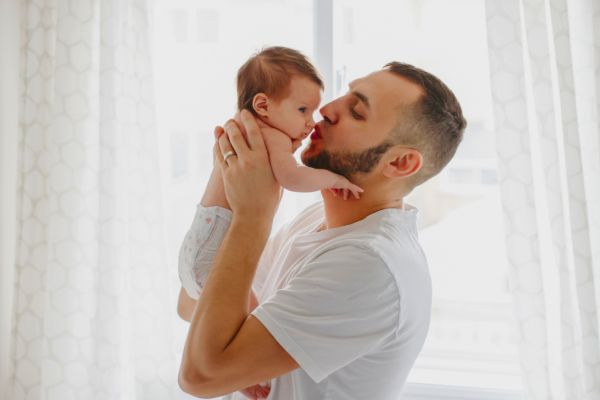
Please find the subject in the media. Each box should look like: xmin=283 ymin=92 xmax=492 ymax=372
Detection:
xmin=201 ymin=167 xmax=230 ymax=210
xmin=178 ymin=205 xmax=232 ymax=299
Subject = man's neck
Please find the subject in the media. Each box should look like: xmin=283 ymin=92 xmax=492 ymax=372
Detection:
xmin=319 ymin=188 xmax=405 ymax=230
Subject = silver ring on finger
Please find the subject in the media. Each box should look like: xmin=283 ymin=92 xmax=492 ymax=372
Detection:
xmin=223 ymin=150 xmax=237 ymax=164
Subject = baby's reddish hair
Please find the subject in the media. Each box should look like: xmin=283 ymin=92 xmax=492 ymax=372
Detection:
xmin=236 ymin=46 xmax=323 ymax=114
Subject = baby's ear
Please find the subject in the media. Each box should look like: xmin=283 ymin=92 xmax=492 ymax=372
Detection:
xmin=252 ymin=93 xmax=270 ymax=118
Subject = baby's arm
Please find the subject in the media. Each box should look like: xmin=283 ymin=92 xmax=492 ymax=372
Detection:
xmin=263 ymin=128 xmax=363 ymax=197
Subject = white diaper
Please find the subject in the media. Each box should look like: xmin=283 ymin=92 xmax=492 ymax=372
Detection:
xmin=178 ymin=205 xmax=232 ymax=299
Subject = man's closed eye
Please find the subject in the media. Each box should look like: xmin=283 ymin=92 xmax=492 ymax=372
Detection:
xmin=350 ymin=108 xmax=364 ymax=120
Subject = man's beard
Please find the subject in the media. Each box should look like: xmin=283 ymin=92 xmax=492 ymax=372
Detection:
xmin=302 ymin=141 xmax=393 ymax=180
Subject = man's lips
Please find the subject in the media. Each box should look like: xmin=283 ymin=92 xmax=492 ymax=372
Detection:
xmin=310 ymin=125 xmax=322 ymax=140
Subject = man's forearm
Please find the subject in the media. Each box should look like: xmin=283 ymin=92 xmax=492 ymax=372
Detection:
xmin=177 ymin=287 xmax=260 ymax=322
xmin=181 ymin=217 xmax=270 ymax=376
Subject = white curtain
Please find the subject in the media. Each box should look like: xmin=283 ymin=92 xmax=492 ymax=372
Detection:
xmin=6 ymin=0 xmax=180 ymax=399
xmin=485 ymin=0 xmax=600 ymax=398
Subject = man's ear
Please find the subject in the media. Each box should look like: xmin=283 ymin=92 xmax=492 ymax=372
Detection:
xmin=252 ymin=93 xmax=270 ymax=118
xmin=382 ymin=148 xmax=423 ymax=179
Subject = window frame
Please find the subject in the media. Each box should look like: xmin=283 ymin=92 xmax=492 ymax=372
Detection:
xmin=402 ymin=383 xmax=523 ymax=400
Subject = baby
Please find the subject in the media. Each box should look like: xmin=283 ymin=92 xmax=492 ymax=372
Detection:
xmin=179 ymin=47 xmax=363 ymax=299
xmin=234 ymin=46 xmax=363 ymax=197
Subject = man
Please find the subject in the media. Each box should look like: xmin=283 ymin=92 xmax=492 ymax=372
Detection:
xmin=177 ymin=62 xmax=466 ymax=399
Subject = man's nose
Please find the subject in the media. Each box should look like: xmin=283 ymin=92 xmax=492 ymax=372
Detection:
xmin=319 ymin=101 xmax=337 ymax=124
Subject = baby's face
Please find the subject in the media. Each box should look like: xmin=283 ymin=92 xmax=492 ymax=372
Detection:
xmin=268 ymin=76 xmax=322 ymax=141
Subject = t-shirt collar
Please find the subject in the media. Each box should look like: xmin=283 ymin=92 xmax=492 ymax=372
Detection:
xmin=305 ymin=203 xmax=419 ymax=238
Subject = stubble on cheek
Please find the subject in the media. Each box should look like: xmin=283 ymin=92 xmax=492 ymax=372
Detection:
xmin=302 ymin=140 xmax=393 ymax=180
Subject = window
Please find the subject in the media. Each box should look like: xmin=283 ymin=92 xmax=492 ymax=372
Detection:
xmin=153 ymin=0 xmax=318 ymax=256
xmin=153 ymin=1 xmax=523 ymax=398
xmin=329 ymin=0 xmax=521 ymax=395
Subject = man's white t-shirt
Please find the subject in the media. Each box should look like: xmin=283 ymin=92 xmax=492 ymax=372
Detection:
xmin=224 ymin=201 xmax=432 ymax=400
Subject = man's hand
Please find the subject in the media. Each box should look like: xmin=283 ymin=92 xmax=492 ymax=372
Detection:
xmin=239 ymin=382 xmax=270 ymax=399
xmin=215 ymin=109 xmax=281 ymax=225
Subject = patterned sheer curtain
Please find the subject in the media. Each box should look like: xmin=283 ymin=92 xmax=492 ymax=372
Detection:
xmin=485 ymin=0 xmax=600 ymax=398
xmin=6 ymin=0 xmax=180 ymax=398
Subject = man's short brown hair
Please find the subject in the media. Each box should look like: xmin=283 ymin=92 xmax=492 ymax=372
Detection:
xmin=384 ymin=62 xmax=467 ymax=190
xmin=236 ymin=46 xmax=323 ymax=113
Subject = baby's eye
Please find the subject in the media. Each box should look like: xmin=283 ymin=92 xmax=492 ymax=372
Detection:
xmin=298 ymin=107 xmax=307 ymax=113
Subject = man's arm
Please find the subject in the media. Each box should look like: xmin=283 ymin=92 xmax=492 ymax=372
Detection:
xmin=177 ymin=286 xmax=259 ymax=322
xmin=176 ymin=162 xmax=261 ymax=320
xmin=179 ymin=221 xmax=299 ymax=398
xmin=176 ymin=160 xmax=269 ymax=398
xmin=178 ymin=111 xmax=299 ymax=398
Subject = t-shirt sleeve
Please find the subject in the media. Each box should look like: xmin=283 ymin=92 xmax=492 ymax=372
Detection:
xmin=251 ymin=245 xmax=400 ymax=383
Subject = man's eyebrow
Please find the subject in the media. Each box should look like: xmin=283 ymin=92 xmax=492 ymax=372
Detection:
xmin=351 ymin=90 xmax=370 ymax=109
xmin=348 ymin=82 xmax=370 ymax=109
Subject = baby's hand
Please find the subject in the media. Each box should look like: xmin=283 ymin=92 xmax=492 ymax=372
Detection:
xmin=330 ymin=176 xmax=364 ymax=200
